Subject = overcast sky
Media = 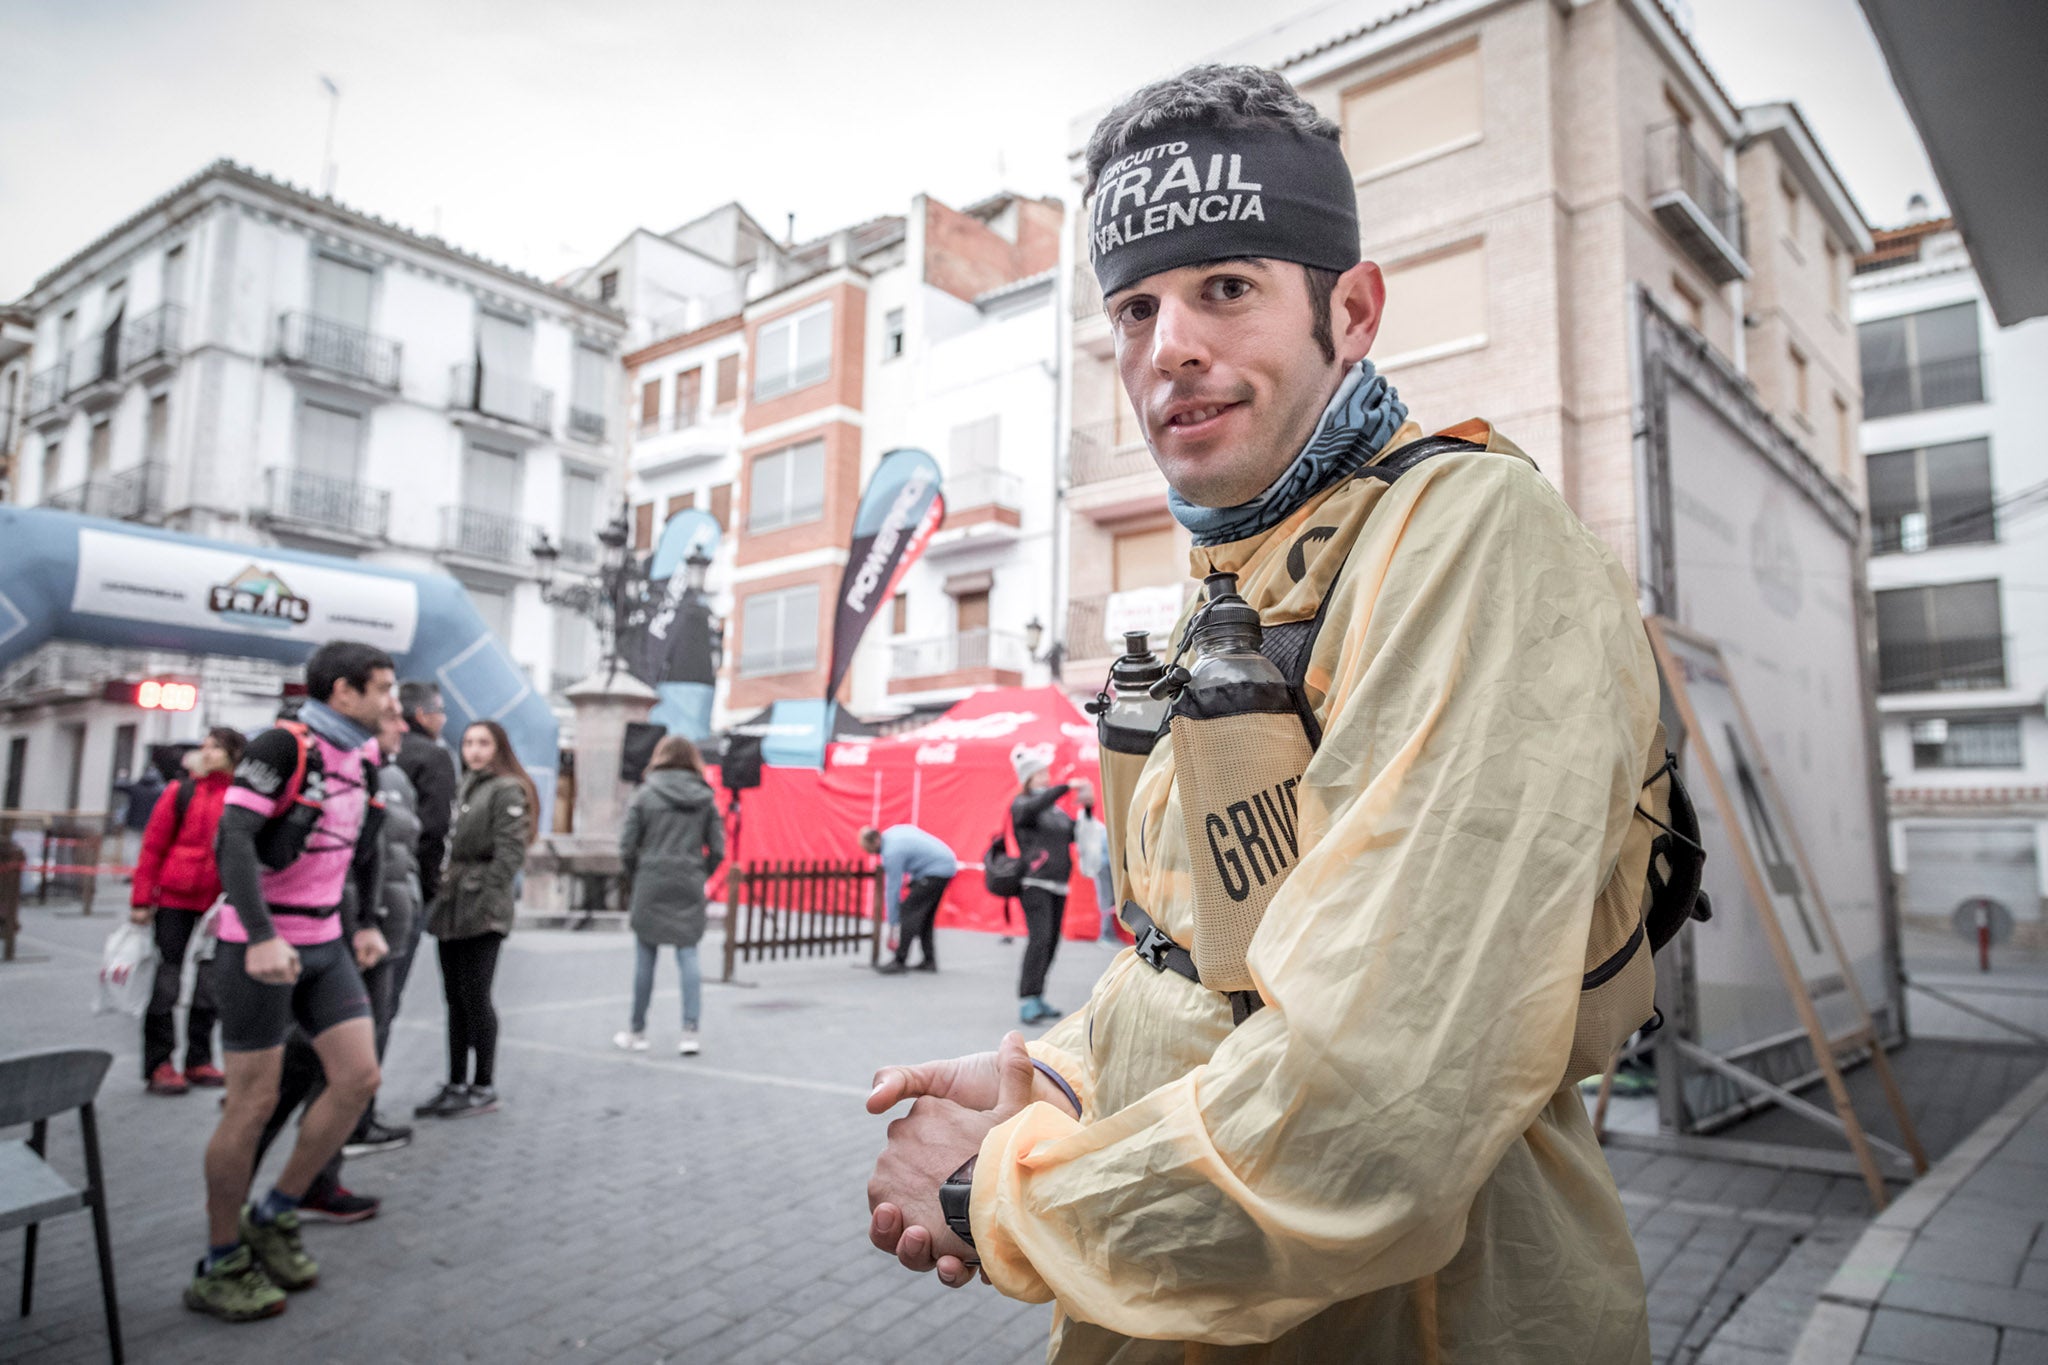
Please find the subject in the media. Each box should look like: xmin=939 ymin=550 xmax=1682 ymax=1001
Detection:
xmin=0 ymin=0 xmax=1942 ymax=301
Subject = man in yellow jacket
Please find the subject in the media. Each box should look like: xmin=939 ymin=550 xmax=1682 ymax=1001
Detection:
xmin=866 ymin=62 xmax=1658 ymax=1363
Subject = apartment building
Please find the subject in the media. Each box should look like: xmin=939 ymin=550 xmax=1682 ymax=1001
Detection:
xmin=0 ymin=305 xmax=31 ymax=502
xmin=1856 ymin=218 xmax=2048 ymax=947
xmin=0 ymin=160 xmax=624 ymax=815
xmin=1062 ymin=0 xmax=1868 ymax=683
xmin=593 ymin=192 xmax=1064 ymax=731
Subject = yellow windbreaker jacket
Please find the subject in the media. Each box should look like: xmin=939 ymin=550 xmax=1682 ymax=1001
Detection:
xmin=971 ymin=422 xmax=1659 ymax=1363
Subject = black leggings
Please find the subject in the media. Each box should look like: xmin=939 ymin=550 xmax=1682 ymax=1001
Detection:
xmin=438 ymin=934 xmax=503 ymax=1087
xmin=143 ymin=910 xmax=218 ymax=1077
xmin=1018 ymin=886 xmax=1063 ymax=1000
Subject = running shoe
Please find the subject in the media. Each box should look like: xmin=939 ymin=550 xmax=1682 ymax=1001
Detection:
xmin=874 ymin=960 xmax=908 ymax=976
xmin=185 ymin=1063 xmax=226 ymax=1088
xmin=449 ymin=1085 xmax=501 ymax=1117
xmin=299 ymin=1184 xmax=380 ymax=1224
xmin=184 ymin=1246 xmax=285 ymax=1322
xmin=147 ymin=1063 xmax=189 ymax=1096
xmin=678 ymin=1031 xmax=700 ymax=1057
xmin=913 ymin=959 xmax=939 ymax=973
xmin=341 ymin=1119 xmax=412 ymax=1158
xmin=239 ymin=1204 xmax=318 ymax=1291
xmin=612 ymin=1030 xmax=650 ymax=1052
xmin=414 ymin=1083 xmax=469 ymax=1119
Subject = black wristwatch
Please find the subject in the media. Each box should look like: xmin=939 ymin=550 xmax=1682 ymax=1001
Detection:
xmin=938 ymin=1155 xmax=978 ymax=1249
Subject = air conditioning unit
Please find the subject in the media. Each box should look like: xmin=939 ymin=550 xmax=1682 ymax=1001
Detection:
xmin=1910 ymin=718 xmax=1949 ymax=745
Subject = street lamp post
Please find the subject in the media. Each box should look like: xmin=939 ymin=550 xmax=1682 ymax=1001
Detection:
xmin=1024 ymin=616 xmax=1065 ymax=682
xmin=532 ymin=497 xmax=645 ymax=686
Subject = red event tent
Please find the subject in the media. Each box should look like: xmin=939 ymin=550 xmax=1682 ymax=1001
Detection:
xmin=707 ymin=686 xmax=1110 ymax=940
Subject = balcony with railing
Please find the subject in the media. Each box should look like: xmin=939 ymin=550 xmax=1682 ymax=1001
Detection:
xmin=1070 ymin=422 xmax=1157 ymax=486
xmin=568 ymin=407 xmax=606 ymax=442
xmin=449 ymin=364 xmax=553 ymax=433
xmin=1065 ymin=585 xmax=1195 ymax=673
xmin=1877 ymin=636 xmax=2007 ymax=694
xmin=64 ymin=332 xmax=124 ymax=407
xmin=1072 ymin=267 xmax=1111 ymax=353
xmin=1863 ymin=354 xmax=1985 ymax=420
xmin=438 ymin=505 xmax=540 ymax=568
xmin=926 ymin=468 xmax=1024 ymax=556
xmin=119 ymin=303 xmax=185 ymax=379
xmin=25 ymin=362 xmax=68 ymax=425
xmin=887 ymin=628 xmax=1029 ymax=695
xmin=1647 ymin=122 xmax=1750 ymax=284
xmin=262 ymin=467 xmax=391 ymax=542
xmin=40 ymin=461 xmax=166 ymax=522
xmin=276 ymin=312 xmax=401 ymax=391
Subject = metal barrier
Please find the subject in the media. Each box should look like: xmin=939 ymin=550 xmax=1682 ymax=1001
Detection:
xmin=1 ymin=812 xmax=111 ymax=916
xmin=722 ymin=860 xmax=880 ymax=982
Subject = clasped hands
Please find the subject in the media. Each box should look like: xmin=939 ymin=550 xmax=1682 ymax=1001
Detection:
xmin=866 ymin=1031 xmax=1073 ymax=1290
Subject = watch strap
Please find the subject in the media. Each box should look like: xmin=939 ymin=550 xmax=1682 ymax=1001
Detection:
xmin=938 ymin=1154 xmax=978 ymax=1248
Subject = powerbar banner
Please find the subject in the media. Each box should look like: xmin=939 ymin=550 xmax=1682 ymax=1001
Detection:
xmin=636 ymin=508 xmax=723 ymax=740
xmin=826 ymin=447 xmax=945 ymax=705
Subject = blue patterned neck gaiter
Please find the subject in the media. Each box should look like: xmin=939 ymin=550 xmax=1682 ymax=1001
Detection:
xmin=1167 ymin=358 xmax=1408 ymax=547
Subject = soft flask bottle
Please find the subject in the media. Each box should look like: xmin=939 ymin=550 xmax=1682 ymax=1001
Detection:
xmin=1092 ymin=631 xmax=1172 ymax=910
xmin=1164 ymin=573 xmax=1316 ymax=992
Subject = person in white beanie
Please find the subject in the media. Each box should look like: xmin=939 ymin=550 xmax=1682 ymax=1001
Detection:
xmin=1006 ymin=747 xmax=1077 ymax=1024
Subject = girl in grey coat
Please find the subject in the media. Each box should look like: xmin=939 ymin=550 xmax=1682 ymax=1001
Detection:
xmin=613 ymin=736 xmax=725 ymax=1056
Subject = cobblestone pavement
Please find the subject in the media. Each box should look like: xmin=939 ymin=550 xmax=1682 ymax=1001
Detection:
xmin=0 ymin=900 xmax=2004 ymax=1365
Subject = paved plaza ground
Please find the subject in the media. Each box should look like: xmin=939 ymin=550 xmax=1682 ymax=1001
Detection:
xmin=2 ymin=899 xmax=2043 ymax=1364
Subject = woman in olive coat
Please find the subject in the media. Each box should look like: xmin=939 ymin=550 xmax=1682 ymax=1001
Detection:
xmin=417 ymin=720 xmax=535 ymax=1119
xmin=613 ymin=736 xmax=725 ymax=1056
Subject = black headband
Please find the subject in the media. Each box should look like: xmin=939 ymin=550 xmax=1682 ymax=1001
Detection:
xmin=1087 ymin=127 xmax=1361 ymax=297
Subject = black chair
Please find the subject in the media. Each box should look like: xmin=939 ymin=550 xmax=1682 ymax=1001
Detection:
xmin=1 ymin=1048 xmax=121 ymax=1363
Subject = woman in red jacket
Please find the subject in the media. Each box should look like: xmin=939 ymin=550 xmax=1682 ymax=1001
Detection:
xmin=131 ymin=726 xmax=245 ymax=1095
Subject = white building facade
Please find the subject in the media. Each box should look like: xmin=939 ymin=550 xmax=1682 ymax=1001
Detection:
xmin=1 ymin=160 xmax=624 ymax=816
xmin=1856 ymin=219 xmax=2048 ymax=948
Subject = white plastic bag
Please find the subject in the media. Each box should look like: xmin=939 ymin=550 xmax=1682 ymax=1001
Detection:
xmin=96 ymin=922 xmax=159 ymax=1016
xmin=194 ymin=901 xmax=222 ymax=963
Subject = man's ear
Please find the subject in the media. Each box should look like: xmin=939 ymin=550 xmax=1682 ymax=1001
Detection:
xmin=1333 ymin=261 xmax=1385 ymax=367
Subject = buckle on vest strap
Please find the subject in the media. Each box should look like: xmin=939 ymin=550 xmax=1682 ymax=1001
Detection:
xmin=1134 ymin=924 xmax=1175 ymax=972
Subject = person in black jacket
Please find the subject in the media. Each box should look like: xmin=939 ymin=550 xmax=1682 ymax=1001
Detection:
xmin=1009 ymin=748 xmax=1079 ymax=1025
xmin=393 ymin=680 xmax=456 ymax=1001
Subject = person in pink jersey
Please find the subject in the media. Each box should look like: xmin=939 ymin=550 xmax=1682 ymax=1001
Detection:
xmin=185 ymin=641 xmax=399 ymax=1323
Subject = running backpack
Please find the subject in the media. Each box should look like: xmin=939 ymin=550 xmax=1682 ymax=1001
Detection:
xmin=1256 ymin=434 xmax=1711 ymax=1078
xmin=982 ymin=813 xmax=1026 ymax=898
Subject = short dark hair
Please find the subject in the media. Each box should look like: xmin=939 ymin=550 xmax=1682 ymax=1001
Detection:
xmin=306 ymin=640 xmax=395 ymax=703
xmin=1086 ymin=65 xmax=1345 ymax=363
xmin=398 ymin=679 xmax=443 ymax=722
xmin=1082 ymin=64 xmax=1340 ymax=199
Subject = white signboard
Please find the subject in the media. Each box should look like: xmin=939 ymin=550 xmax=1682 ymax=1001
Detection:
xmin=71 ymin=528 xmax=419 ymax=655
xmin=1102 ymin=585 xmax=1185 ymax=647
xmin=1664 ymin=386 xmax=1886 ymax=1053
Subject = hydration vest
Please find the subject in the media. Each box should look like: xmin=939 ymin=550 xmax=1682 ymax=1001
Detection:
xmin=1114 ymin=431 xmax=1711 ymax=1082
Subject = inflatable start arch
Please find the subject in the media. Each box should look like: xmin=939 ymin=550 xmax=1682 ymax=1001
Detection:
xmin=0 ymin=505 xmax=558 ymax=810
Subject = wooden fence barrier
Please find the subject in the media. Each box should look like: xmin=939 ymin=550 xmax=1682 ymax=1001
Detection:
xmin=722 ymin=859 xmax=881 ymax=982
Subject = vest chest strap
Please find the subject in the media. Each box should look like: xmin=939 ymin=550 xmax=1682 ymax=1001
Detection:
xmin=1120 ymin=902 xmax=1266 ymax=1025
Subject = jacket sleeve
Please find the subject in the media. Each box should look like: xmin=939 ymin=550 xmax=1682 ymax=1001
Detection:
xmin=702 ymin=801 xmax=725 ymax=878
xmin=409 ymin=741 xmax=457 ymax=844
xmin=130 ymin=785 xmax=180 ymax=908
xmin=619 ymin=797 xmax=643 ymax=879
xmin=969 ymin=456 xmax=1660 ymax=1343
xmin=1012 ymin=783 xmax=1071 ymax=829
xmin=479 ymin=781 xmax=528 ymax=903
xmin=342 ymin=803 xmax=384 ymax=940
